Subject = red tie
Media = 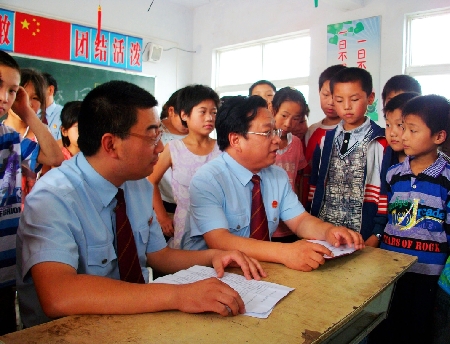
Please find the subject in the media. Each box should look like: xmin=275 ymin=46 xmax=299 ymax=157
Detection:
xmin=115 ymin=188 xmax=145 ymax=284
xmin=250 ymin=175 xmax=270 ymax=241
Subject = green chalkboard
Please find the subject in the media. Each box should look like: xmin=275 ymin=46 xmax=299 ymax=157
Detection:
xmin=13 ymin=56 xmax=155 ymax=106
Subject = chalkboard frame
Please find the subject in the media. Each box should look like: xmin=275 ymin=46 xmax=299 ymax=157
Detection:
xmin=12 ymin=55 xmax=156 ymax=106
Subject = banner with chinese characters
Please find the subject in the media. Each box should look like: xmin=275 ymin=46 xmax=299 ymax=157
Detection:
xmin=327 ymin=16 xmax=381 ymax=121
xmin=0 ymin=8 xmax=142 ymax=72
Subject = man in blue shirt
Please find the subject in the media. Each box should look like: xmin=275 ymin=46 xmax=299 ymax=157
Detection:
xmin=17 ymin=81 xmax=265 ymax=328
xmin=42 ymin=73 xmax=63 ymax=140
xmin=182 ymin=96 xmax=364 ymax=271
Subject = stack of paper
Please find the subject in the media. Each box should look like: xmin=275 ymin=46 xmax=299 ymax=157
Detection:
xmin=153 ymin=265 xmax=294 ymax=318
xmin=307 ymin=239 xmax=357 ymax=259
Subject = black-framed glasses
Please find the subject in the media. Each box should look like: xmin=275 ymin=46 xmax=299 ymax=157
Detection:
xmin=128 ymin=130 xmax=163 ymax=146
xmin=246 ymin=128 xmax=282 ymax=139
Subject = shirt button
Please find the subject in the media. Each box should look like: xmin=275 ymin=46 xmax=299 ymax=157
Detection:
xmin=236 ymin=225 xmax=241 ymax=229
xmin=102 ymin=259 xmax=107 ymax=264
xmin=412 ymin=185 xmax=416 ymax=189
xmin=344 ymin=140 xmax=348 ymax=143
xmin=273 ymin=217 xmax=277 ymax=221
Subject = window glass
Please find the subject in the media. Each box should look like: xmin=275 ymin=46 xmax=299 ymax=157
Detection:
xmin=410 ymin=13 xmax=450 ymax=66
xmin=217 ymin=45 xmax=261 ymax=87
xmin=264 ymin=37 xmax=311 ymax=80
xmin=414 ymin=74 xmax=450 ymax=99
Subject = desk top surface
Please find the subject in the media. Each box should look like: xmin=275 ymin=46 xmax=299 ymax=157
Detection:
xmin=0 ymin=247 xmax=416 ymax=344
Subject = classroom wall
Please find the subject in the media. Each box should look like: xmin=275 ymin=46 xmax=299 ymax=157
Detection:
xmin=191 ymin=0 xmax=450 ymax=124
xmin=0 ymin=0 xmax=195 ymax=109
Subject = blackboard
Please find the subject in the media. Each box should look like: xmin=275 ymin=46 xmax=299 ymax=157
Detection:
xmin=13 ymin=56 xmax=155 ymax=106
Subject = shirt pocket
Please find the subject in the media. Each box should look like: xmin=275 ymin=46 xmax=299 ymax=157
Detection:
xmin=87 ymin=243 xmax=117 ymax=269
xmin=225 ymin=212 xmax=250 ymax=234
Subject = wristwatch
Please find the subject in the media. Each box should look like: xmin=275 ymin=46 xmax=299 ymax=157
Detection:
xmin=375 ymin=233 xmax=382 ymax=241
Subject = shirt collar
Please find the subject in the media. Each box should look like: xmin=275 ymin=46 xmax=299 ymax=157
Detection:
xmin=335 ymin=116 xmax=371 ymax=137
xmin=45 ymin=102 xmax=57 ymax=119
xmin=77 ymin=153 xmax=120 ymax=208
xmin=222 ymin=152 xmax=256 ymax=186
xmin=401 ymin=153 xmax=448 ymax=178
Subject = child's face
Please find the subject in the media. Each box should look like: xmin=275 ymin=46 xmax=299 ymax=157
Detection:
xmin=251 ymin=84 xmax=275 ymax=110
xmin=333 ymin=81 xmax=374 ymax=130
xmin=402 ymin=114 xmax=442 ymax=158
xmin=181 ymin=99 xmax=217 ymax=135
xmin=319 ymin=80 xmax=338 ymax=119
xmin=23 ymin=82 xmax=41 ymax=114
xmin=274 ymin=101 xmax=303 ymax=137
xmin=62 ymin=122 xmax=79 ymax=148
xmin=0 ymin=66 xmax=20 ymax=117
xmin=385 ymin=109 xmax=404 ymax=152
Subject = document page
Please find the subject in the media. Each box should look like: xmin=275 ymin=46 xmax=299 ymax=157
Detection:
xmin=153 ymin=265 xmax=294 ymax=318
xmin=307 ymin=239 xmax=357 ymax=259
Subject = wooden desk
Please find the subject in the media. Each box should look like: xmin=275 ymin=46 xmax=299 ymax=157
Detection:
xmin=0 ymin=247 xmax=416 ymax=344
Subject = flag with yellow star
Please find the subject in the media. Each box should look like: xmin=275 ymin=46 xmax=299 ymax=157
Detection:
xmin=14 ymin=12 xmax=70 ymax=60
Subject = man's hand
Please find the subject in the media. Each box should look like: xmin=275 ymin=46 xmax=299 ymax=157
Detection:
xmin=280 ymin=240 xmax=332 ymax=271
xmin=211 ymin=249 xmax=267 ymax=281
xmin=325 ymin=226 xmax=365 ymax=250
xmin=175 ymin=277 xmax=245 ymax=316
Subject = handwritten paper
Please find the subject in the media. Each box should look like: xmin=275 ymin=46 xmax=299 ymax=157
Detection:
xmin=307 ymin=239 xmax=357 ymax=259
xmin=153 ymin=265 xmax=294 ymax=318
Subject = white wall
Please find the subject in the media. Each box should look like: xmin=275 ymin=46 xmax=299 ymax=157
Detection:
xmin=192 ymin=0 xmax=450 ymax=124
xmin=0 ymin=0 xmax=195 ymax=108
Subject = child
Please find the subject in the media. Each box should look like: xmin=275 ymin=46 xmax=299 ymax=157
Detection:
xmin=271 ymin=87 xmax=308 ymax=243
xmin=305 ymin=64 xmax=347 ymax=146
xmin=156 ymin=89 xmax=189 ymax=232
xmin=4 ymin=69 xmax=47 ymax=204
xmin=371 ymin=93 xmax=420 ymax=247
xmin=148 ymin=85 xmax=221 ymax=248
xmin=0 ymin=50 xmax=63 ymax=335
xmin=381 ymin=74 xmax=422 ymax=107
xmin=371 ymin=95 xmax=450 ymax=344
xmin=249 ymin=80 xmax=276 ymax=111
xmin=434 ymin=255 xmax=450 ymax=344
xmin=308 ymin=67 xmax=387 ymax=245
xmin=303 ymin=65 xmax=347 ymax=207
xmin=60 ymin=101 xmax=81 ymax=160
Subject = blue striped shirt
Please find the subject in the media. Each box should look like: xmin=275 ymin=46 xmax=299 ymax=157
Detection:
xmin=381 ymin=154 xmax=450 ymax=275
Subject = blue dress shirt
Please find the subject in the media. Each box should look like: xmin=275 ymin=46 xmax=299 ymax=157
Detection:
xmin=181 ymin=152 xmax=304 ymax=250
xmin=16 ymin=153 xmax=167 ymax=327
xmin=43 ymin=102 xmax=63 ymax=140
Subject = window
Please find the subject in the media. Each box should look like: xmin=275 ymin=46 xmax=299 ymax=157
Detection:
xmin=213 ymin=31 xmax=310 ymax=100
xmin=405 ymin=9 xmax=450 ymax=99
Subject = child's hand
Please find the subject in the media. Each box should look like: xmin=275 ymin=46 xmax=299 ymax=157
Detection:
xmin=11 ymin=86 xmax=34 ymax=123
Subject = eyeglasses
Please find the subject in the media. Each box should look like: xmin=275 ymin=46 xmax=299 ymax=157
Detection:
xmin=246 ymin=128 xmax=282 ymax=139
xmin=128 ymin=130 xmax=163 ymax=146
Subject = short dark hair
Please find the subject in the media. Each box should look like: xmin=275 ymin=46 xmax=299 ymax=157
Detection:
xmin=382 ymin=75 xmax=422 ymax=105
xmin=216 ymin=95 xmax=267 ymax=151
xmin=60 ymin=101 xmax=81 ymax=148
xmin=318 ymin=65 xmax=347 ymax=91
xmin=0 ymin=50 xmax=20 ymax=73
xmin=160 ymin=89 xmax=181 ymax=120
xmin=249 ymin=80 xmax=276 ymax=96
xmin=402 ymin=95 xmax=450 ymax=142
xmin=330 ymin=67 xmax=373 ymax=96
xmin=177 ymin=85 xmax=220 ymax=128
xmin=78 ymin=80 xmax=158 ymax=156
xmin=20 ymin=68 xmax=47 ymax=113
xmin=383 ymin=92 xmax=419 ymax=118
xmin=272 ymin=87 xmax=310 ymax=118
xmin=42 ymin=72 xmax=58 ymax=94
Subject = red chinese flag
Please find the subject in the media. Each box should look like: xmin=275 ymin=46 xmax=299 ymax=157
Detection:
xmin=14 ymin=12 xmax=71 ymax=61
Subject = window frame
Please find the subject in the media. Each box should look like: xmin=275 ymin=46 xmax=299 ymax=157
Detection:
xmin=212 ymin=30 xmax=310 ymax=97
xmin=404 ymin=8 xmax=450 ymax=78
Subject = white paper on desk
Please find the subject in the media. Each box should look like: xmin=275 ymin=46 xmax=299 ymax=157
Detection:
xmin=152 ymin=265 xmax=294 ymax=318
xmin=307 ymin=239 xmax=356 ymax=259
